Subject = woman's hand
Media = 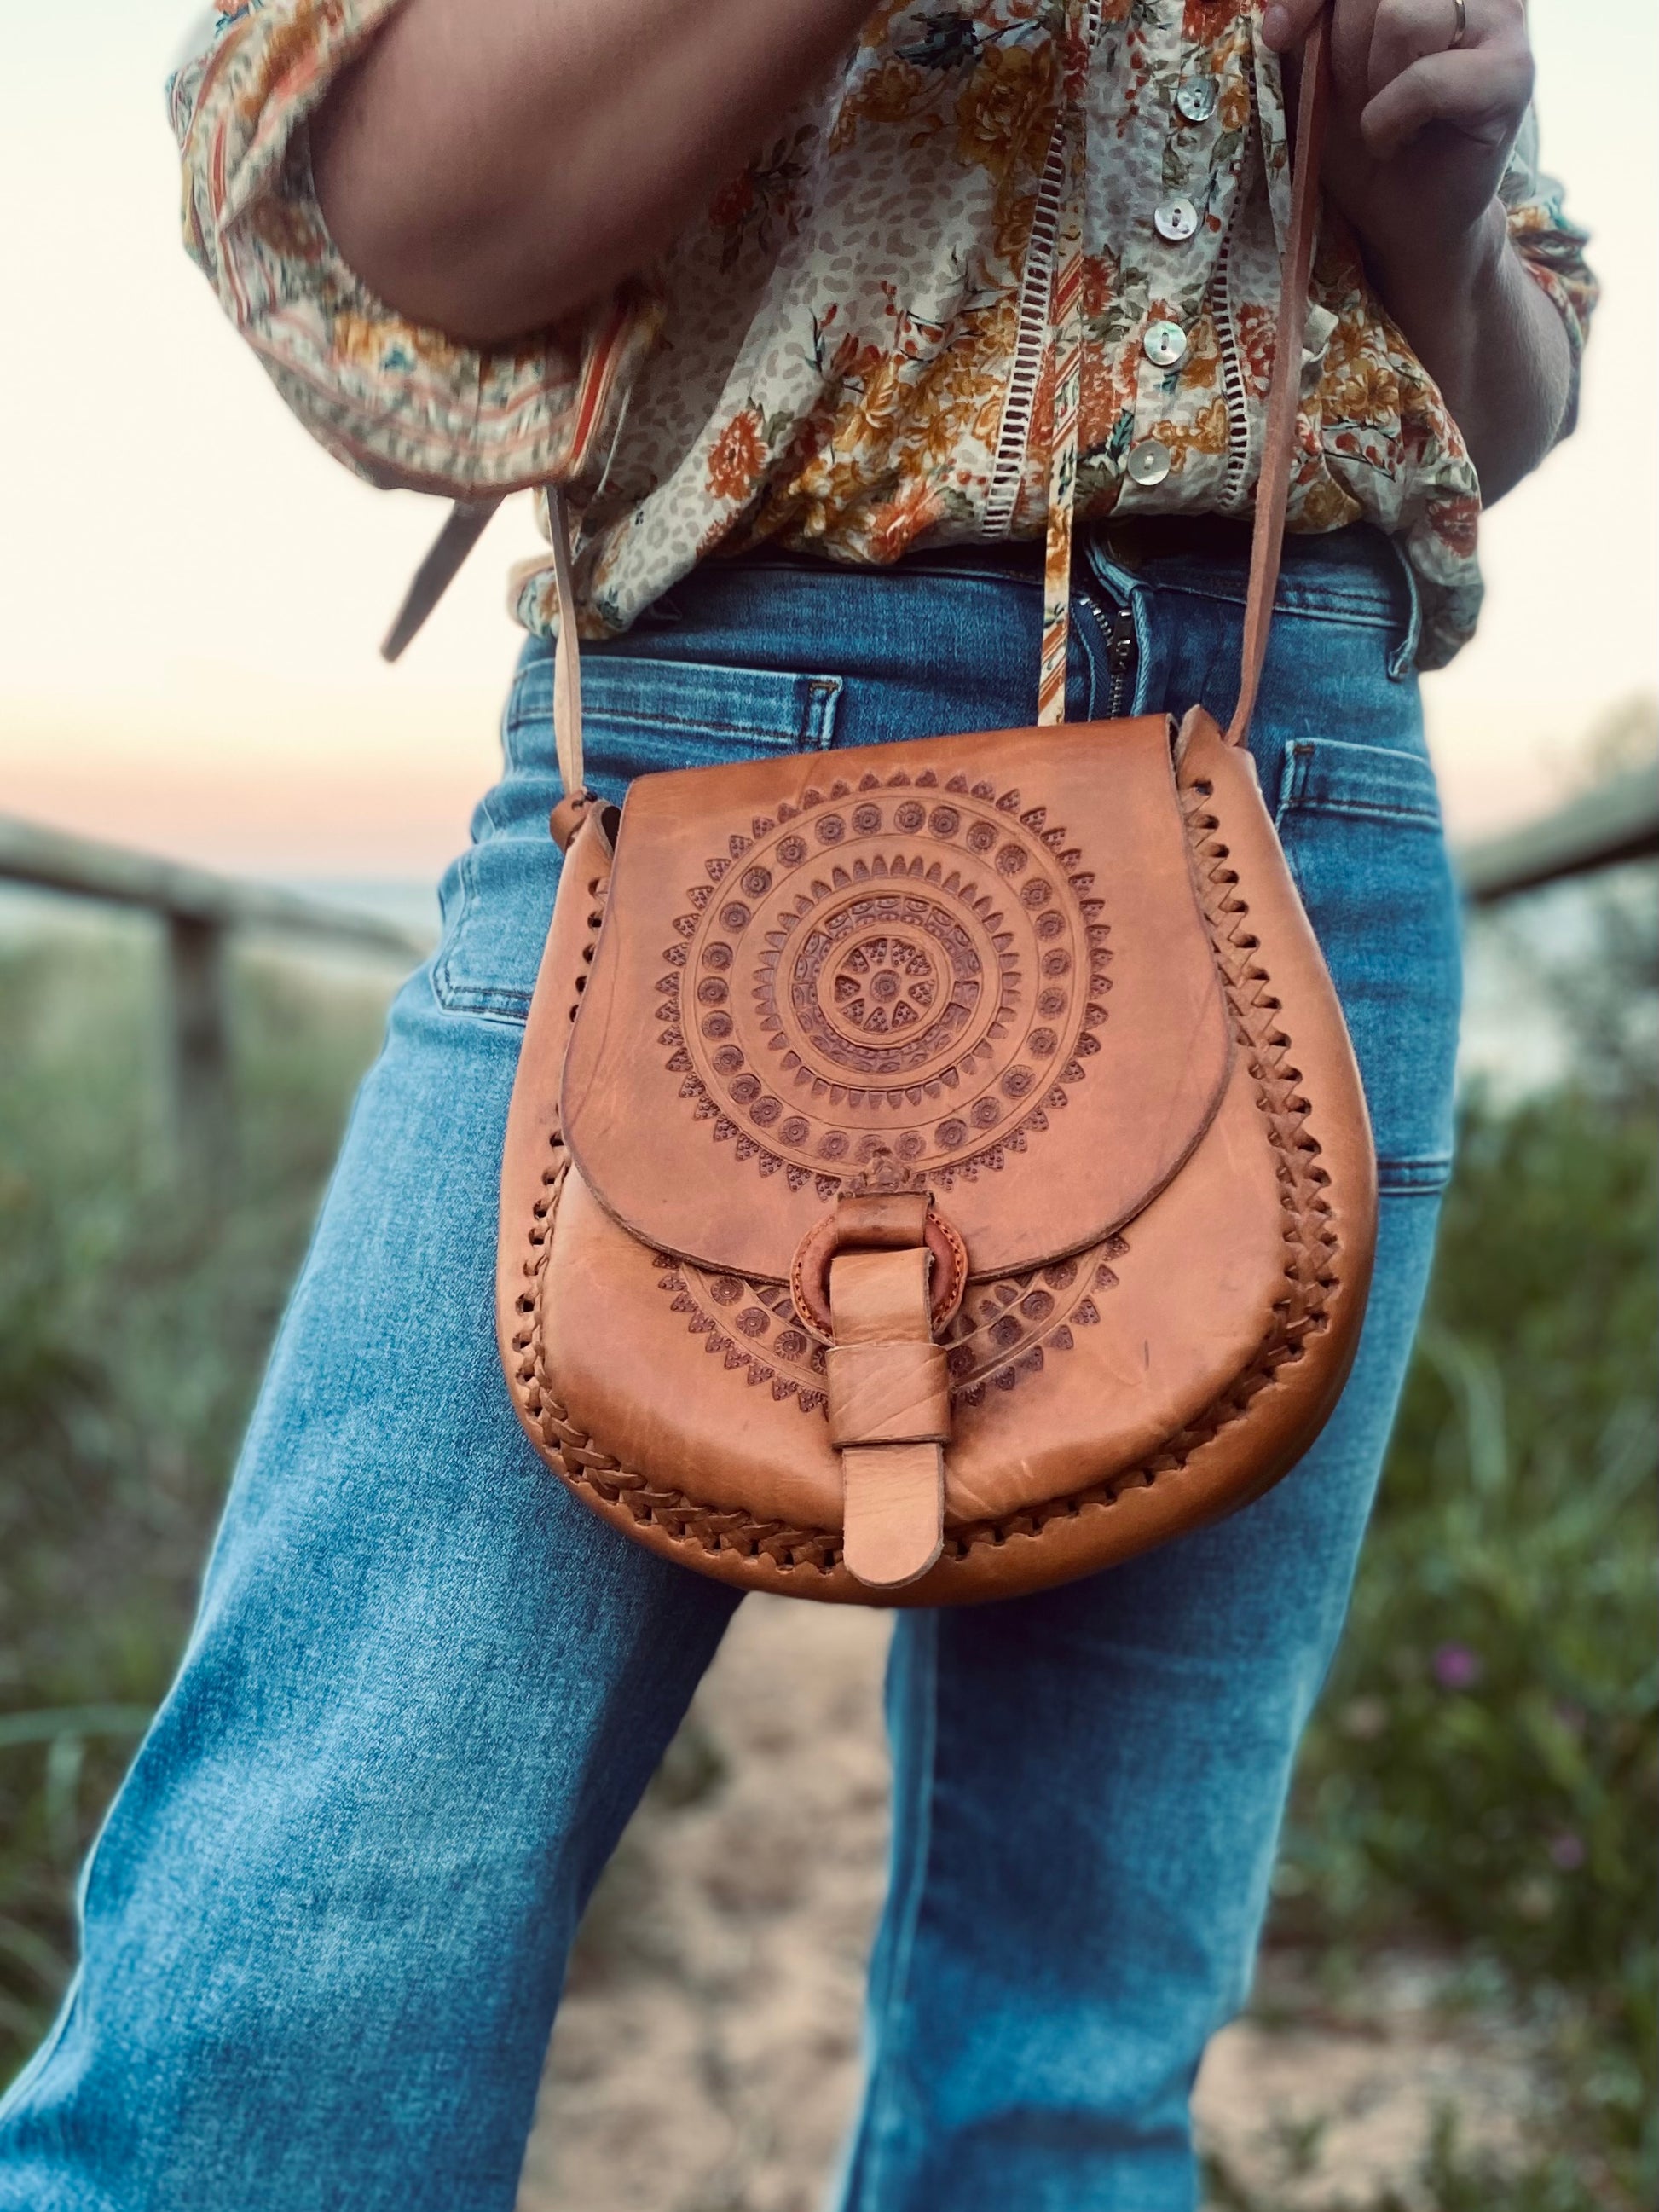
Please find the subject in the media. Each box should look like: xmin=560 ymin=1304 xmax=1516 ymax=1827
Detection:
xmin=1264 ymin=0 xmax=1533 ymax=277
xmin=1263 ymin=0 xmax=1572 ymax=503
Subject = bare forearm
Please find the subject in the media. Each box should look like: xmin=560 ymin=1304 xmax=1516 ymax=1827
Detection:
xmin=311 ymin=0 xmax=876 ymax=341
xmin=1367 ymin=199 xmax=1573 ymax=507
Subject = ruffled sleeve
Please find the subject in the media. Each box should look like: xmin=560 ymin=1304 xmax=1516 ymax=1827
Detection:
xmin=168 ymin=2 xmax=661 ymax=495
xmin=1499 ymin=111 xmax=1597 ymax=438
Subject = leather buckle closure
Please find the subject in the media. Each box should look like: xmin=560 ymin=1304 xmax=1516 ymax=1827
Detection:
xmin=790 ymin=1157 xmax=964 ymax=1590
xmin=789 ymin=1178 xmax=968 ymax=1343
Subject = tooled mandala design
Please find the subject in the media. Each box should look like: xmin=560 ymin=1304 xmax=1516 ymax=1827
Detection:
xmin=655 ymin=769 xmax=1111 ymax=1193
xmin=652 ymin=1236 xmax=1129 ymax=1413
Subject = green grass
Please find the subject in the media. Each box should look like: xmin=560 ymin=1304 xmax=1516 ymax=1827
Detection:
xmin=0 ymin=913 xmax=392 ymax=2063
xmin=0 ymin=882 xmax=1653 ymax=2205
xmin=1205 ymin=2106 xmax=1620 ymax=2212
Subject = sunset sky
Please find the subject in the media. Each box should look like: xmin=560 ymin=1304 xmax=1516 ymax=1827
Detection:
xmin=3 ymin=0 xmax=1655 ymax=884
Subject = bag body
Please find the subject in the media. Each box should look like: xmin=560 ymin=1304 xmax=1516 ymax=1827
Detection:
xmin=498 ymin=693 xmax=1376 ymax=1601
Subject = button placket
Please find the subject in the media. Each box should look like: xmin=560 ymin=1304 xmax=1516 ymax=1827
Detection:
xmin=1116 ymin=21 xmax=1218 ymax=505
xmin=1127 ymin=194 xmax=1196 ymax=489
xmin=1120 ymin=33 xmax=1238 ymax=505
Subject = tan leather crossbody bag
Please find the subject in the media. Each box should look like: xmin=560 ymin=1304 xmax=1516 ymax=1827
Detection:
xmin=494 ymin=22 xmax=1377 ymax=1604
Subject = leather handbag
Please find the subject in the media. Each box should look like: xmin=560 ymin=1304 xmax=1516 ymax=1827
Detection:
xmin=494 ymin=20 xmax=1377 ymax=1603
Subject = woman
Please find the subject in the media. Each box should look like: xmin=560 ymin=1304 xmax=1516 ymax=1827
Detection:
xmin=0 ymin=2 xmax=1592 ymax=2206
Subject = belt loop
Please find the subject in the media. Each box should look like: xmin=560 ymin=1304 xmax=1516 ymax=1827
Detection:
xmin=1384 ymin=536 xmax=1424 ymax=680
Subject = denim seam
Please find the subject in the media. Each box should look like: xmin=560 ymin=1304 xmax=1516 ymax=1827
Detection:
xmin=431 ymin=791 xmax=495 ymax=1013
xmin=1151 ymin=579 xmax=1401 ymax=628
xmin=1377 ymin=1157 xmax=1454 ymax=1193
xmin=853 ymin=1614 xmax=939 ymax=2212
xmin=1384 ymin=533 xmax=1425 ymax=677
xmin=432 ymin=788 xmax=537 ymax=1016
xmin=1279 ymin=739 xmax=1440 ymax=829
xmin=1282 ymin=798 xmax=1442 ymax=828
xmin=0 ymin=1969 xmax=83 ymax=2129
xmin=506 ymin=675 xmax=844 ymax=753
xmin=806 ymin=676 xmax=843 ymax=751
xmin=506 ymin=709 xmax=812 ymax=747
xmin=431 ymin=982 xmax=535 ymax=1021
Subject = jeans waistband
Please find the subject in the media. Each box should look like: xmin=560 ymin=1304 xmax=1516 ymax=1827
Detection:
xmin=722 ymin=518 xmax=1388 ymax=587
xmin=712 ymin=518 xmax=1417 ymax=661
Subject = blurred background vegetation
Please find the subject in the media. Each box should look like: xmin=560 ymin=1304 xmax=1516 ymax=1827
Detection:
xmin=1261 ymin=855 xmax=1658 ymax=2210
xmin=0 ymin=833 xmax=1654 ymax=2206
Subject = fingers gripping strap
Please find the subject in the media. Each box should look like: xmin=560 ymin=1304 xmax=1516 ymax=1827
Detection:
xmin=1227 ymin=14 xmax=1330 ymax=747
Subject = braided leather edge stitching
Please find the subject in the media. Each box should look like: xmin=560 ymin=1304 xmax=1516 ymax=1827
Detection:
xmin=507 ymin=777 xmax=1339 ymax=1578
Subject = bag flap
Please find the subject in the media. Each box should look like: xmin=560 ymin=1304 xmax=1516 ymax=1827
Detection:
xmin=560 ymin=716 xmax=1233 ymax=1283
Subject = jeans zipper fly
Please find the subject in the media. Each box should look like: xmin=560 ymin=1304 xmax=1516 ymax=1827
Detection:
xmin=1091 ymin=600 xmax=1139 ymax=719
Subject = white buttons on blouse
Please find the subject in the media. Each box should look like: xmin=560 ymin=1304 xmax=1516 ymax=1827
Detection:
xmin=1153 ymin=195 xmax=1200 ymax=243
xmin=1120 ymin=72 xmax=1220 ymax=503
xmin=1125 ymin=438 xmax=1173 ymax=488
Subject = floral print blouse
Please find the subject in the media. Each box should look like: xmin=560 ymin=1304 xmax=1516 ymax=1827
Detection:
xmin=171 ymin=0 xmax=1595 ymax=671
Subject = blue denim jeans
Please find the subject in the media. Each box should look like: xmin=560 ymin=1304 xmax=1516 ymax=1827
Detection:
xmin=0 ymin=525 xmax=1462 ymax=2212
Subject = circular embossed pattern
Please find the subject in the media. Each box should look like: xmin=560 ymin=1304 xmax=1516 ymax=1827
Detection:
xmin=818 ymin=926 xmax=948 ymax=1045
xmin=657 ymin=770 xmax=1112 ymax=1190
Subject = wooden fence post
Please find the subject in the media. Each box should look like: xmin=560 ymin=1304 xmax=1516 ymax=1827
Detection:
xmin=165 ymin=914 xmax=234 ymax=1202
xmin=2 ymin=814 xmax=432 ymax=1210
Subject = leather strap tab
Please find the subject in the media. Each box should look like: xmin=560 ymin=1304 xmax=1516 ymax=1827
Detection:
xmin=828 ymin=1340 xmax=951 ymax=1448
xmin=828 ymin=1246 xmax=948 ymax=1588
xmin=1227 ymin=14 xmax=1330 ymax=748
xmin=842 ymin=1443 xmax=945 ymax=1590
xmin=834 ymin=1192 xmax=933 ymax=1251
xmin=830 ymin=1248 xmax=931 ymax=1341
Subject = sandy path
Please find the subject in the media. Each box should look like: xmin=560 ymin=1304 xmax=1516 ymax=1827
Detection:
xmin=517 ymin=1596 xmax=1538 ymax=2212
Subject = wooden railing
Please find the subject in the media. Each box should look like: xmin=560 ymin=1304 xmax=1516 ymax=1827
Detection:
xmin=1458 ymin=762 xmax=1659 ymax=904
xmin=0 ymin=814 xmax=431 ymax=1198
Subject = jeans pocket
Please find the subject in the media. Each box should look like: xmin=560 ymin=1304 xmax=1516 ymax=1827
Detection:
xmin=434 ymin=652 xmax=845 ymax=1022
xmin=1275 ymin=738 xmax=1462 ymax=1190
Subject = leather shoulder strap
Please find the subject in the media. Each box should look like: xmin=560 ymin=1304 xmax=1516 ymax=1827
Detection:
xmin=1226 ymin=14 xmax=1330 ymax=748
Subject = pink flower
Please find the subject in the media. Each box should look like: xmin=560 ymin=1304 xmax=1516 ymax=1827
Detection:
xmin=1548 ymin=1833 xmax=1587 ymax=1873
xmin=1432 ymin=1642 xmax=1483 ymax=1691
